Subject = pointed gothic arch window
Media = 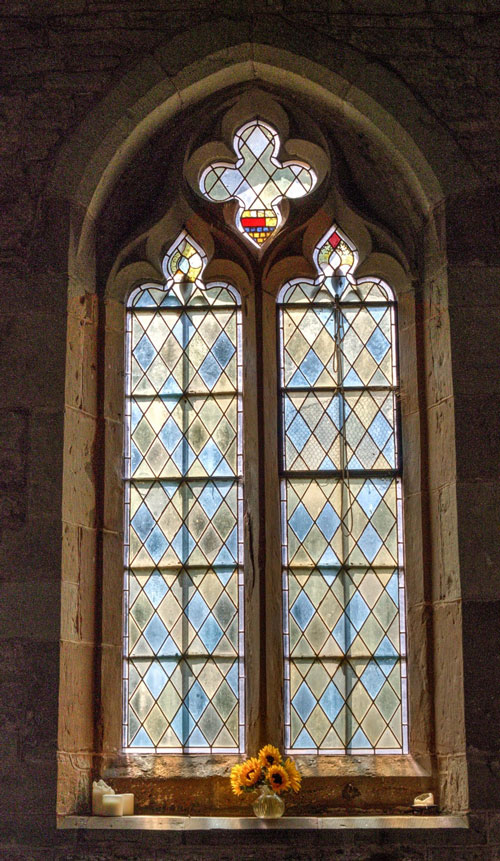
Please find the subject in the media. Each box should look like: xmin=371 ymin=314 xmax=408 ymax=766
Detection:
xmin=120 ymin=116 xmax=408 ymax=760
xmin=55 ymin=80 xmax=467 ymax=825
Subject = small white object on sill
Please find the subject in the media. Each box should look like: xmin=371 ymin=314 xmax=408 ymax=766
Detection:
xmin=121 ymin=793 xmax=135 ymax=815
xmin=92 ymin=780 xmax=135 ymax=816
xmin=92 ymin=780 xmax=115 ymax=816
xmin=413 ymin=792 xmax=434 ymax=808
xmin=102 ymin=794 xmax=124 ymax=816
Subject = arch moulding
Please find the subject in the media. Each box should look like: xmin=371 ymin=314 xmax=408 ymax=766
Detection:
xmin=54 ymin=41 xmax=467 ymax=820
xmin=47 ymin=37 xmax=475 ymax=293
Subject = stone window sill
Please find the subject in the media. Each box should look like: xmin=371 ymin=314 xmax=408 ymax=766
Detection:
xmin=59 ymin=814 xmax=468 ymax=831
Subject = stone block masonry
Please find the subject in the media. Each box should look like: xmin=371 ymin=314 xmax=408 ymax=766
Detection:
xmin=1 ymin=2 xmax=499 ymax=858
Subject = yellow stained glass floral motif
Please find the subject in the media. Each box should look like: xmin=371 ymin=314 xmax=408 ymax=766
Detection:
xmin=162 ymin=232 xmax=207 ymax=302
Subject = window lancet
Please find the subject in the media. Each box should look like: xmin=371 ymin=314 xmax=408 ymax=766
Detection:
xmin=123 ymin=232 xmax=245 ymax=753
xmin=279 ymin=227 xmax=408 ymax=755
xmin=199 ymin=120 xmax=317 ymax=246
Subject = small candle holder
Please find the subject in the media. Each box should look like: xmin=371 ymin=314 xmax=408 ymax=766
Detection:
xmin=102 ymin=794 xmax=124 ymax=816
xmin=412 ymin=792 xmax=438 ymax=815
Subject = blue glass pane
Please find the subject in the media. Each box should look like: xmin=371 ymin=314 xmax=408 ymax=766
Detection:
xmin=293 ymin=683 xmax=316 ymax=721
xmin=133 ymin=727 xmax=154 ymax=747
xmin=346 ymin=592 xmax=370 ymax=630
xmin=212 ymin=332 xmax=235 ymax=367
xmin=199 ymin=440 xmax=223 ymax=474
xmin=361 ymin=662 xmax=386 ymax=698
xmin=132 ymin=504 xmax=155 ymax=541
xmin=356 ymin=481 xmax=382 ymax=516
xmin=227 ymin=662 xmax=238 ymax=694
xmin=290 ymin=592 xmax=315 ymax=630
xmin=130 ymin=443 xmax=142 ymax=473
xmin=159 ymin=418 xmax=183 ymax=453
xmin=144 ymin=615 xmax=167 ymax=652
xmin=326 ymin=396 xmax=344 ymax=428
xmin=316 ymin=503 xmax=340 ymax=541
xmin=145 ymin=527 xmax=168 ymax=563
xmin=131 ymin=401 xmax=142 ymax=431
xmin=144 ymin=575 xmax=168 ymax=607
xmin=186 ymin=681 xmax=209 ymax=720
xmin=185 ymin=592 xmax=210 ymax=630
xmin=135 ymin=335 xmax=156 ymax=370
xmin=319 ymin=683 xmax=344 ymax=722
xmin=366 ymin=328 xmax=390 ymax=361
xmin=171 ymin=441 xmax=196 ymax=473
xmin=343 ymin=368 xmax=363 ymax=386
xmin=289 ymin=503 xmax=313 ymax=541
xmin=387 ymin=572 xmax=399 ymax=605
xmin=199 ymin=353 xmax=223 ymax=387
xmin=288 ymin=369 xmax=310 ymax=388
xmin=161 ymin=375 xmax=183 ymax=395
xmin=349 ymin=728 xmax=371 ymax=749
xmin=368 ymin=413 xmax=392 ymax=448
xmin=134 ymin=290 xmax=158 ymax=308
xmin=171 ymin=705 xmax=196 ymax=744
xmin=294 ymin=728 xmax=315 ymax=749
xmin=333 ymin=613 xmax=357 ymax=650
xmin=144 ymin=663 xmax=168 ymax=698
xmin=198 ymin=485 xmax=224 ymax=517
xmin=288 ymin=414 xmax=311 ymax=451
xmin=300 ymin=350 xmax=323 ymax=384
xmin=357 ymin=524 xmax=383 ymax=563
xmin=199 ymin=616 xmax=223 ymax=651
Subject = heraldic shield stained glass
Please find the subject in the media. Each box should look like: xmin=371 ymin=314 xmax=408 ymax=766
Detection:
xmin=278 ymin=227 xmax=408 ymax=754
xmin=200 ymin=120 xmax=316 ymax=247
xmin=123 ymin=232 xmax=245 ymax=752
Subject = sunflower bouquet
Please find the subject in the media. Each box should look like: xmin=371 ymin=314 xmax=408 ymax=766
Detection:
xmin=230 ymin=744 xmax=301 ymax=797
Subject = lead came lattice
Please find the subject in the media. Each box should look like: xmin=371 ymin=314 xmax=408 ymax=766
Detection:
xmin=279 ymin=228 xmax=408 ymax=754
xmin=123 ymin=233 xmax=244 ymax=753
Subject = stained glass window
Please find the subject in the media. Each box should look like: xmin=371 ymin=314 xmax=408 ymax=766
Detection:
xmin=199 ymin=120 xmax=316 ymax=247
xmin=279 ymin=227 xmax=408 ymax=754
xmin=123 ymin=232 xmax=244 ymax=753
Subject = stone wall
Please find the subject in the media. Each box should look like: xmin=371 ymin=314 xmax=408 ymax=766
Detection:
xmin=1 ymin=1 xmax=499 ymax=858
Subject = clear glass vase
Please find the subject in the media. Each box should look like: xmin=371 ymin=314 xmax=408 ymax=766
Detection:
xmin=252 ymin=784 xmax=285 ymax=819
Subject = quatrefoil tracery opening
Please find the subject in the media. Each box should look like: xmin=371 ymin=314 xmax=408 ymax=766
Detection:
xmin=199 ymin=120 xmax=317 ymax=248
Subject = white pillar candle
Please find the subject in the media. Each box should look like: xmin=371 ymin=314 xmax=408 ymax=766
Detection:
xmin=101 ymin=794 xmax=124 ymax=816
xmin=413 ymin=792 xmax=434 ymax=807
xmin=92 ymin=780 xmax=115 ymax=815
xmin=121 ymin=793 xmax=134 ymax=815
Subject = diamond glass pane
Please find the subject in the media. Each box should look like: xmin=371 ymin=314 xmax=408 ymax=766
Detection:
xmin=279 ymin=227 xmax=407 ymax=755
xmin=124 ymin=252 xmax=244 ymax=753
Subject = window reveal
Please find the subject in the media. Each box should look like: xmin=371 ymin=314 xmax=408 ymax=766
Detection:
xmin=279 ymin=228 xmax=408 ymax=754
xmin=123 ymin=233 xmax=244 ymax=753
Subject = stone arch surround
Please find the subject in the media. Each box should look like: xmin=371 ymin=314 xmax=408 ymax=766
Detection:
xmin=50 ymin=38 xmax=464 ymax=288
xmin=50 ymin=35 xmax=474 ymax=824
xmin=0 ymin=15 xmax=493 ymax=852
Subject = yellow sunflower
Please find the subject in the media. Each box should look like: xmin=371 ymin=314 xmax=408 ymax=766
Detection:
xmin=267 ymin=764 xmax=291 ymax=794
xmin=239 ymin=757 xmax=262 ymax=788
xmin=258 ymin=744 xmax=282 ymax=769
xmin=230 ymin=763 xmax=244 ymax=796
xmin=284 ymin=757 xmax=301 ymax=792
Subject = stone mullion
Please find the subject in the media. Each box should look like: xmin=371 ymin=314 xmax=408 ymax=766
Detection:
xmin=240 ymin=286 xmax=264 ymax=756
xmin=261 ymin=287 xmax=285 ymax=751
